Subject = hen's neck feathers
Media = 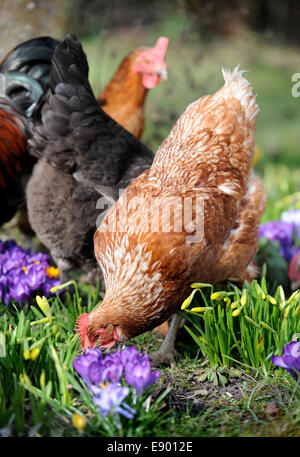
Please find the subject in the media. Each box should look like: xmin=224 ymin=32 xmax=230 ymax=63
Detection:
xmin=98 ymin=49 xmax=148 ymax=137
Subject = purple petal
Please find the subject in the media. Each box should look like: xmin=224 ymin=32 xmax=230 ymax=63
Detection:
xmin=271 ymin=355 xmax=289 ymax=369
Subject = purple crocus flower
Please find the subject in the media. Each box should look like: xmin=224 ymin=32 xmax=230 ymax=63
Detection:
xmin=120 ymin=346 xmax=148 ymax=366
xmin=73 ymin=346 xmax=160 ymax=419
xmin=271 ymin=341 xmax=300 ymax=381
xmin=259 ymin=221 xmax=298 ymax=261
xmin=92 ymin=383 xmax=135 ymax=419
xmin=73 ymin=348 xmax=102 ymax=381
xmin=98 ymin=358 xmax=124 ymax=383
xmin=125 ymin=359 xmax=160 ymax=395
xmin=0 ymin=239 xmax=61 ymax=306
xmin=259 ymin=221 xmax=294 ymax=245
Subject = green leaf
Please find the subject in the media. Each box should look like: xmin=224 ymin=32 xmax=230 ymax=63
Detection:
xmin=0 ymin=333 xmax=6 ymax=358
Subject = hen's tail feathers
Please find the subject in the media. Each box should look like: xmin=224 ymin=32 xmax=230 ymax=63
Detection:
xmin=28 ymin=34 xmax=154 ymax=181
xmin=0 ymin=36 xmax=59 ymax=118
xmin=49 ymin=34 xmax=91 ymax=95
xmin=0 ymin=72 xmax=44 ymax=117
xmin=221 ymin=65 xmax=259 ymax=123
xmin=28 ymin=34 xmax=95 ymax=166
xmin=0 ymin=36 xmax=60 ymax=88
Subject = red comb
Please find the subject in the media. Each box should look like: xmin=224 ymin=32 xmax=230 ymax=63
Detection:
xmin=153 ymin=37 xmax=169 ymax=58
xmin=75 ymin=313 xmax=90 ymax=348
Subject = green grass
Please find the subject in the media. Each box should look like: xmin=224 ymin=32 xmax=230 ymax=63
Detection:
xmin=0 ymin=283 xmax=171 ymax=437
xmin=0 ymin=278 xmax=299 ymax=437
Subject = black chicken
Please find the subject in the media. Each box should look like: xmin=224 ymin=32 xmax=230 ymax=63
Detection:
xmin=27 ymin=34 xmax=154 ymax=282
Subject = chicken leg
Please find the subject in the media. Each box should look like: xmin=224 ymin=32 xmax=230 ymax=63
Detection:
xmin=150 ymin=313 xmax=184 ymax=366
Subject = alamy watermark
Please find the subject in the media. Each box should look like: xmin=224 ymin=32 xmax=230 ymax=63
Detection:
xmin=96 ymin=189 xmax=207 ymax=243
xmin=291 ymin=73 xmax=300 ymax=97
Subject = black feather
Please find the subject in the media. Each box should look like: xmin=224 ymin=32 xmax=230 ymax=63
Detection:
xmin=26 ymin=34 xmax=154 ymax=281
xmin=0 ymin=36 xmax=59 ymax=227
xmin=29 ymin=34 xmax=154 ymax=188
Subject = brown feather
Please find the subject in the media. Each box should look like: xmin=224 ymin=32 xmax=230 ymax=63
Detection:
xmin=98 ymin=49 xmax=148 ymax=138
xmin=82 ymin=67 xmax=266 ymax=348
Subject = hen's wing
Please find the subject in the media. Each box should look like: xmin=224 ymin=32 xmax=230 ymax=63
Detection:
xmin=213 ymin=170 xmax=266 ymax=283
xmin=28 ymin=34 xmax=154 ymax=200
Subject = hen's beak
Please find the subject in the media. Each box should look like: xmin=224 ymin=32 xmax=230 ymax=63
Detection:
xmin=157 ymin=68 xmax=168 ymax=80
xmin=95 ymin=324 xmax=119 ymax=349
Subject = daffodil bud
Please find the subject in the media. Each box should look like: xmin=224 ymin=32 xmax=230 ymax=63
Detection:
xmin=190 ymin=306 xmax=213 ymax=312
xmin=36 ymin=295 xmax=52 ymax=317
xmin=231 ymin=300 xmax=239 ymax=309
xmin=255 ymin=284 xmax=265 ymax=299
xmin=50 ymin=280 xmax=74 ymax=293
xmin=40 ymin=370 xmax=45 ymax=388
xmin=278 ymin=285 xmax=285 ymax=309
xmin=267 ymin=295 xmax=277 ymax=305
xmin=23 ymin=348 xmax=30 ymax=360
xmin=181 ymin=289 xmax=197 ymax=310
xmin=30 ymin=347 xmax=40 ymax=361
xmin=240 ymin=291 xmax=247 ymax=306
xmin=232 ymin=308 xmax=242 ymax=317
xmin=72 ymin=413 xmax=87 ymax=430
xmin=190 ymin=282 xmax=212 ymax=289
xmin=210 ymin=291 xmax=227 ymax=301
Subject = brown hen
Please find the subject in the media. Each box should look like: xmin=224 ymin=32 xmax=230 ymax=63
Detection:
xmin=99 ymin=37 xmax=169 ymax=138
xmin=76 ymin=66 xmax=266 ymax=362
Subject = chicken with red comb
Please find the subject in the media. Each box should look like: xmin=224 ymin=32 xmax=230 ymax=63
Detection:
xmin=76 ymin=66 xmax=266 ymax=361
xmin=98 ymin=36 xmax=169 ymax=138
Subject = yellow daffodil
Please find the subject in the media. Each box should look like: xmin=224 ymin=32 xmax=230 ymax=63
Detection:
xmin=23 ymin=348 xmax=30 ymax=360
xmin=40 ymin=370 xmax=45 ymax=388
xmin=72 ymin=413 xmax=87 ymax=430
xmin=267 ymin=295 xmax=277 ymax=305
xmin=240 ymin=290 xmax=247 ymax=306
xmin=30 ymin=347 xmax=40 ymax=361
xmin=210 ymin=291 xmax=227 ymax=301
xmin=232 ymin=308 xmax=242 ymax=317
xmin=190 ymin=306 xmax=213 ymax=312
xmin=181 ymin=289 xmax=197 ymax=310
xmin=36 ymin=295 xmax=52 ymax=317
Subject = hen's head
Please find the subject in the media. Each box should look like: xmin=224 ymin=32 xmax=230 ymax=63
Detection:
xmin=289 ymin=251 xmax=300 ymax=290
xmin=133 ymin=37 xmax=169 ymax=89
xmin=75 ymin=307 xmax=133 ymax=350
